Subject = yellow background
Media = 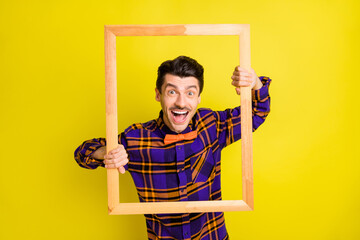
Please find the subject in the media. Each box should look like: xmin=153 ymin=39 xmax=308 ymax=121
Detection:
xmin=1 ymin=0 xmax=359 ymax=239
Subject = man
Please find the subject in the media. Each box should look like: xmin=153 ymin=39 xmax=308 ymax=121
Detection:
xmin=74 ymin=56 xmax=271 ymax=240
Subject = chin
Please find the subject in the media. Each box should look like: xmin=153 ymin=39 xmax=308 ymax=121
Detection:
xmin=167 ymin=120 xmax=188 ymax=132
xmin=172 ymin=125 xmax=188 ymax=133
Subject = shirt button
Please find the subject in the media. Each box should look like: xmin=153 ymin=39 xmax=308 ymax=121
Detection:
xmin=177 ymin=146 xmax=181 ymax=150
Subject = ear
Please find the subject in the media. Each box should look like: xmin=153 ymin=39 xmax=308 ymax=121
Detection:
xmin=155 ymin=88 xmax=161 ymax=102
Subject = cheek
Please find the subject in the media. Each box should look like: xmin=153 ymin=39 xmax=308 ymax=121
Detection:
xmin=190 ymin=99 xmax=199 ymax=110
xmin=162 ymin=97 xmax=174 ymax=108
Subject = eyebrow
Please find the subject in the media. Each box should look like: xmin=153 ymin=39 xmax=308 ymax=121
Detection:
xmin=165 ymin=83 xmax=198 ymax=91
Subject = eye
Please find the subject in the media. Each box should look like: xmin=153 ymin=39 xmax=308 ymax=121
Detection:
xmin=187 ymin=91 xmax=194 ymax=96
xmin=168 ymin=90 xmax=176 ymax=95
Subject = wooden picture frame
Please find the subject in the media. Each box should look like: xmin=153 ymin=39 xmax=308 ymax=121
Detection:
xmin=104 ymin=24 xmax=253 ymax=215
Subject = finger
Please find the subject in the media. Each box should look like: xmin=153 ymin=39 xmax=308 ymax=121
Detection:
xmin=232 ymin=80 xmax=239 ymax=87
xmin=109 ymin=149 xmax=119 ymax=155
xmin=234 ymin=73 xmax=251 ymax=80
xmin=232 ymin=80 xmax=243 ymax=87
xmin=107 ymin=151 xmax=121 ymax=160
xmin=235 ymin=87 xmax=241 ymax=95
xmin=243 ymin=78 xmax=253 ymax=84
xmin=232 ymin=77 xmax=251 ymax=87
xmin=107 ymin=149 xmax=117 ymax=155
xmin=105 ymin=161 xmax=119 ymax=168
xmin=108 ymin=148 xmax=120 ymax=155
xmin=107 ymin=153 xmax=129 ymax=164
xmin=104 ymin=153 xmax=116 ymax=161
xmin=104 ymin=153 xmax=128 ymax=165
xmin=241 ymin=75 xmax=251 ymax=81
xmin=233 ymin=68 xmax=245 ymax=76
xmin=104 ymin=152 xmax=116 ymax=159
xmin=105 ymin=160 xmax=126 ymax=169
xmin=233 ymin=67 xmax=247 ymax=75
xmin=108 ymin=144 xmax=124 ymax=154
xmin=114 ymin=158 xmax=129 ymax=169
xmin=118 ymin=166 xmax=126 ymax=174
xmin=104 ymin=154 xmax=118 ymax=164
xmin=106 ymin=148 xmax=128 ymax=159
xmin=237 ymin=67 xmax=249 ymax=73
xmin=104 ymin=158 xmax=116 ymax=165
xmin=231 ymin=75 xmax=240 ymax=81
xmin=233 ymin=69 xmax=250 ymax=78
xmin=239 ymin=71 xmax=251 ymax=78
xmin=235 ymin=66 xmax=248 ymax=72
xmin=110 ymin=151 xmax=128 ymax=161
xmin=237 ymin=79 xmax=253 ymax=87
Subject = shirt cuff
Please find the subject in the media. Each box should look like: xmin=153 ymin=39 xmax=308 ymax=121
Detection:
xmin=85 ymin=156 xmax=105 ymax=168
xmin=252 ymin=76 xmax=272 ymax=101
xmin=83 ymin=139 xmax=106 ymax=168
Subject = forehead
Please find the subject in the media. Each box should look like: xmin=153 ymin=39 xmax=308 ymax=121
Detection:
xmin=163 ymin=74 xmax=199 ymax=90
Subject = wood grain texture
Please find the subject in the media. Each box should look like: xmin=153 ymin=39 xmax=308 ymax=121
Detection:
xmin=105 ymin=25 xmax=187 ymax=36
xmin=109 ymin=200 xmax=252 ymax=215
xmin=239 ymin=25 xmax=254 ymax=210
xmin=104 ymin=28 xmax=120 ymax=211
xmin=105 ymin=24 xmax=248 ymax=36
xmin=184 ymin=24 xmax=245 ymax=35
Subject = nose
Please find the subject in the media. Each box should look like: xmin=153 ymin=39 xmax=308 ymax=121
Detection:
xmin=175 ymin=93 xmax=186 ymax=108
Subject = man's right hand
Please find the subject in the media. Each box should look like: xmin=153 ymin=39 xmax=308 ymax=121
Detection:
xmin=104 ymin=144 xmax=129 ymax=174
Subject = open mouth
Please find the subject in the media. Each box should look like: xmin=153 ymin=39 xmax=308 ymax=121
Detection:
xmin=171 ymin=110 xmax=189 ymax=124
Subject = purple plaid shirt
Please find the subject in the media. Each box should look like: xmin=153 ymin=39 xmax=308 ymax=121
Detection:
xmin=74 ymin=76 xmax=271 ymax=240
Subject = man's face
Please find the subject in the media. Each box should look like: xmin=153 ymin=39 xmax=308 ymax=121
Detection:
xmin=155 ymin=73 xmax=201 ymax=133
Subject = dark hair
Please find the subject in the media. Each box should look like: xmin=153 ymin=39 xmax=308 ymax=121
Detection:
xmin=156 ymin=56 xmax=204 ymax=94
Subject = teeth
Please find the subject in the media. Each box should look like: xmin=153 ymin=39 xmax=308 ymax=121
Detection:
xmin=173 ymin=111 xmax=187 ymax=115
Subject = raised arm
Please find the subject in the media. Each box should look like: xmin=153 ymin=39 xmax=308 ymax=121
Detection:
xmin=214 ymin=67 xmax=271 ymax=149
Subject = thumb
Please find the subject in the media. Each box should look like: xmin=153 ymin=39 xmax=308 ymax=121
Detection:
xmin=118 ymin=166 xmax=126 ymax=174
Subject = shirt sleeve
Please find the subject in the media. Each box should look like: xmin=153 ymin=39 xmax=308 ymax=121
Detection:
xmin=214 ymin=76 xmax=271 ymax=149
xmin=74 ymin=133 xmax=128 ymax=170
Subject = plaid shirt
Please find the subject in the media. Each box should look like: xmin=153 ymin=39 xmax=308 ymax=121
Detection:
xmin=74 ymin=76 xmax=271 ymax=240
